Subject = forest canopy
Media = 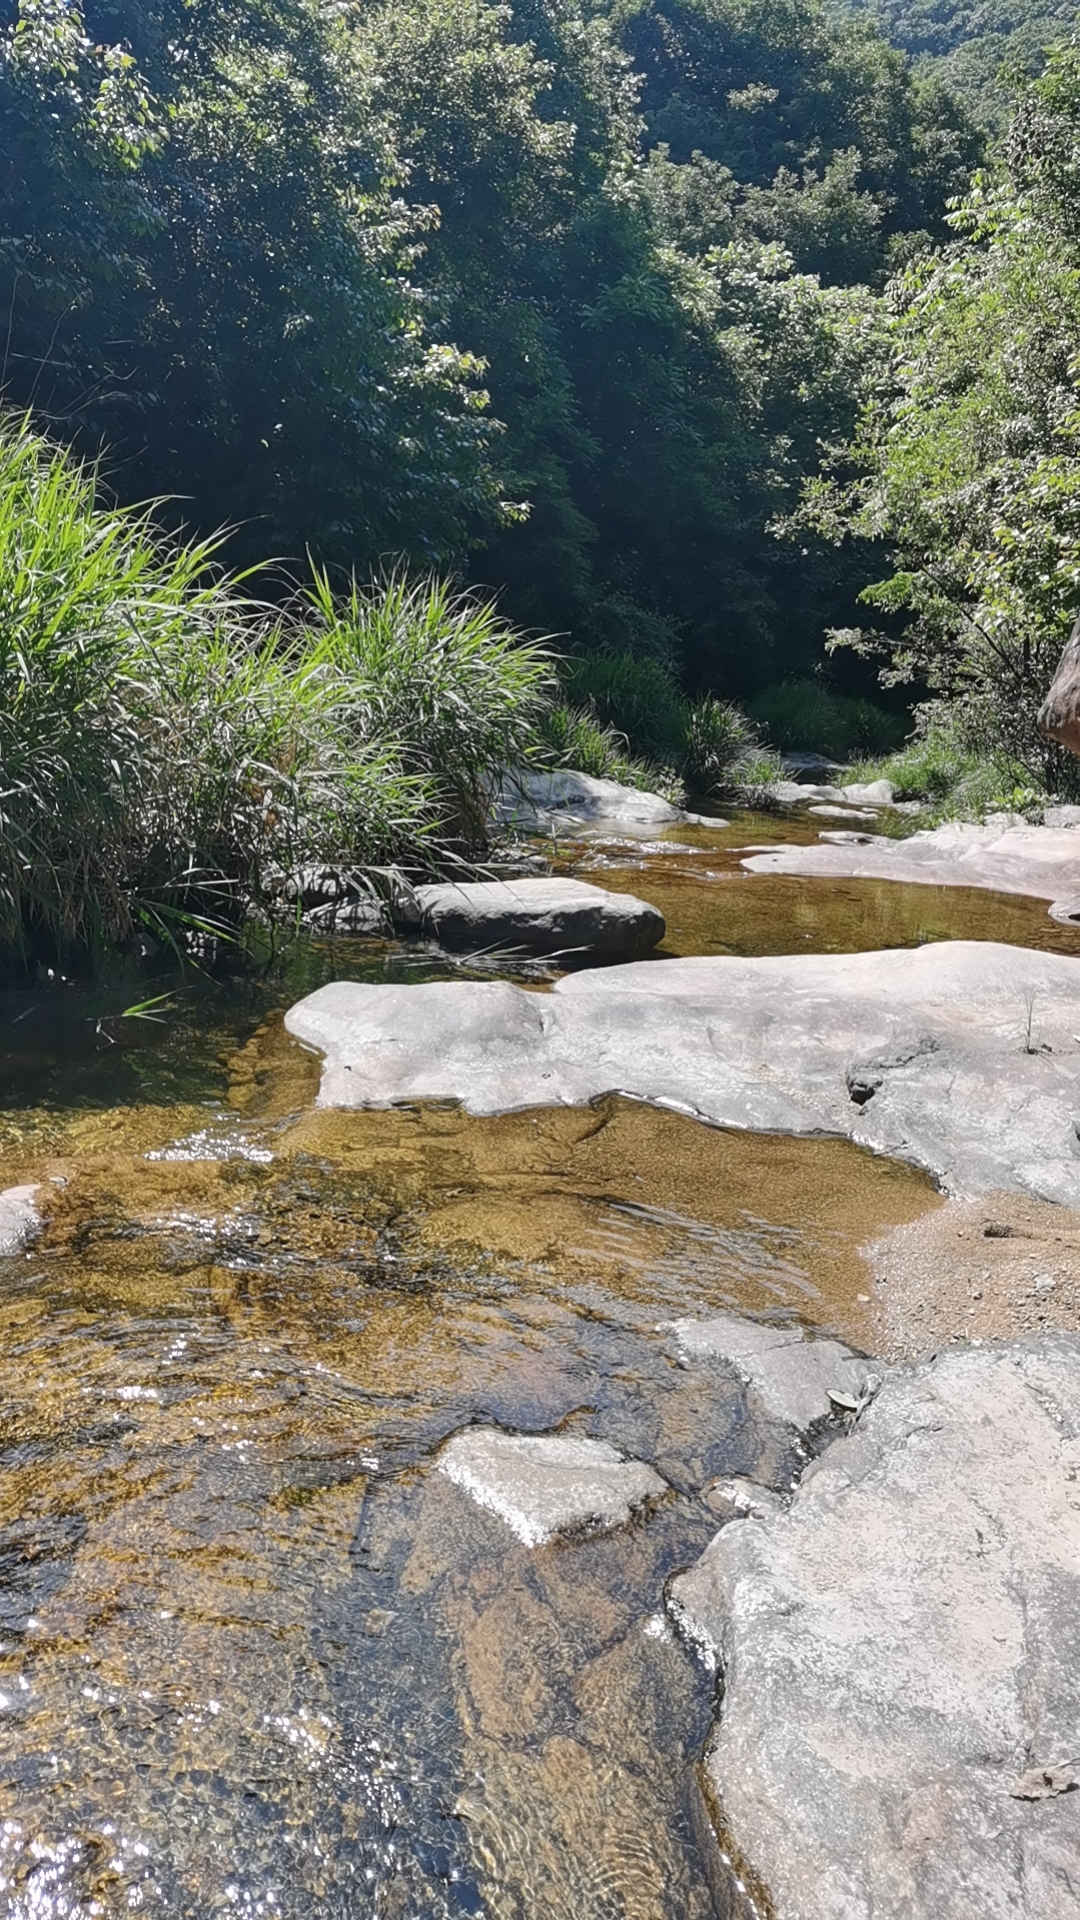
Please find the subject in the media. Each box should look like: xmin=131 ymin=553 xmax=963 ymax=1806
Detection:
xmin=0 ymin=0 xmax=1077 ymax=769
xmin=0 ymin=0 xmax=982 ymax=697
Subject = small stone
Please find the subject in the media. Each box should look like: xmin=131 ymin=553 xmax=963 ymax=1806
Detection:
xmin=703 ymin=1477 xmax=786 ymax=1523
xmin=438 ymin=1427 xmax=665 ymax=1547
xmin=1033 ymin=1274 xmax=1056 ymax=1294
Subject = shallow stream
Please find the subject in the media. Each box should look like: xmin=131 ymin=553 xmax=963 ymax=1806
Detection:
xmin=0 ymin=809 xmax=1074 ymax=1918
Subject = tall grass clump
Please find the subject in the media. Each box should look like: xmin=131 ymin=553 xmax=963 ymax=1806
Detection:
xmin=540 ymin=650 xmax=783 ymax=803
xmin=749 ymin=678 xmax=906 ymax=760
xmin=0 ymin=417 xmax=559 ymax=971
xmin=560 ymin=651 xmax=688 ymax=764
xmin=534 ymin=699 xmax=674 ymax=795
xmin=682 ymin=697 xmax=781 ymax=799
xmin=305 ymin=569 xmax=557 ymax=844
xmin=846 ymin=705 xmax=1042 ymax=820
xmin=0 ymin=418 xmax=339 ymax=963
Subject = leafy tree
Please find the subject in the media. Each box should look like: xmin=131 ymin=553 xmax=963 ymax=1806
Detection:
xmin=799 ymin=44 xmax=1080 ymax=775
xmin=833 ymin=0 xmax=1076 ymax=129
xmin=0 ymin=0 xmax=503 ymax=563
xmin=361 ymin=0 xmax=960 ymax=686
xmin=608 ymin=0 xmax=981 ymax=277
xmin=1 ymin=0 xmax=982 ymax=701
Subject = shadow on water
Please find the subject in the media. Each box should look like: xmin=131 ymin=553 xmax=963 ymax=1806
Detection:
xmin=0 ymin=803 xmax=1063 ymax=1918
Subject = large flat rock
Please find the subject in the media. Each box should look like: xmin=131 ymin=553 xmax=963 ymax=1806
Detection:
xmin=742 ymin=817 xmax=1080 ymax=903
xmin=285 ymin=942 xmax=1080 ymax=1200
xmin=671 ymin=1335 xmax=1080 ymax=1920
xmin=437 ymin=1427 xmax=665 ymax=1546
xmin=403 ymin=875 xmax=664 ymax=958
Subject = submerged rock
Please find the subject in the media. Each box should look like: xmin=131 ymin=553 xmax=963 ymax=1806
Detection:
xmin=0 ymin=1184 xmax=40 ymax=1255
xmin=664 ymin=1314 xmax=876 ymax=1431
xmin=807 ymin=804 xmax=879 ymax=822
xmin=671 ymin=1334 xmax=1080 ymax=1920
xmin=438 ymin=1427 xmax=666 ymax=1546
xmin=743 ymin=816 xmax=1080 ymax=903
xmin=286 ymin=941 xmax=1080 ymax=1200
xmin=402 ymin=876 xmax=665 ymax=958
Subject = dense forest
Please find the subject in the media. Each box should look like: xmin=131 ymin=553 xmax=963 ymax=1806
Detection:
xmin=836 ymin=0 xmax=1075 ymax=125
xmin=1 ymin=0 xmax=981 ymax=686
xmin=1 ymin=0 xmax=1079 ymax=961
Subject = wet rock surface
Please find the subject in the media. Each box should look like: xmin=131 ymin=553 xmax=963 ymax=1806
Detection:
xmin=671 ymin=1334 xmax=1080 ymax=1920
xmin=0 ymin=1182 xmax=40 ymax=1254
xmin=743 ymin=816 xmax=1080 ymax=903
xmin=286 ymin=940 xmax=1080 ymax=1201
xmin=664 ymin=1314 xmax=876 ymax=1430
xmin=437 ymin=1428 xmax=667 ymax=1546
xmin=403 ymin=875 xmax=666 ymax=958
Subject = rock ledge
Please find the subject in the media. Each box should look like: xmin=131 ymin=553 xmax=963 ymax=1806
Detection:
xmin=672 ymin=1334 xmax=1080 ymax=1920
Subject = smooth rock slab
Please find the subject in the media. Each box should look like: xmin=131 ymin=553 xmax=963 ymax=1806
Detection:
xmin=0 ymin=1184 xmax=40 ymax=1255
xmin=806 ymin=804 xmax=879 ymax=822
xmin=403 ymin=876 xmax=665 ymax=958
xmin=770 ymin=781 xmax=848 ymax=806
xmin=285 ymin=942 xmax=1080 ymax=1201
xmin=841 ymin=778 xmax=896 ymax=806
xmin=671 ymin=1335 xmax=1080 ymax=1920
xmin=664 ymin=1314 xmax=876 ymax=1430
xmin=493 ymin=767 xmax=682 ymax=837
xmin=438 ymin=1428 xmax=665 ymax=1547
xmin=743 ymin=816 xmax=1080 ymax=903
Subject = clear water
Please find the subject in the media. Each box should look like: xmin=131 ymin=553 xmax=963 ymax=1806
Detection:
xmin=0 ymin=805 xmax=1061 ymax=1919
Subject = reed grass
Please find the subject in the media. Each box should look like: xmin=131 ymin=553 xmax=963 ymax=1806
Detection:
xmin=0 ymin=417 xmax=547 ymax=970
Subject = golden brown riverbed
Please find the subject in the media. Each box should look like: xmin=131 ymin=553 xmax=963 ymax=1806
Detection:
xmin=1 ymin=804 xmax=1077 ymax=1917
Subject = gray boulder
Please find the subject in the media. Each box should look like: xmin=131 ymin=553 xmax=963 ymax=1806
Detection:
xmin=0 ymin=1184 xmax=40 ymax=1255
xmin=403 ymin=875 xmax=665 ymax=958
xmin=1048 ymin=894 xmax=1080 ymax=927
xmin=1038 ymin=615 xmax=1080 ymax=756
xmin=285 ymin=941 xmax=1080 ymax=1200
xmin=841 ymin=778 xmax=896 ymax=806
xmin=493 ymin=767 xmax=682 ymax=836
xmin=671 ymin=1335 xmax=1080 ymax=1920
xmin=437 ymin=1427 xmax=665 ymax=1546
xmin=771 ymin=781 xmax=848 ymax=805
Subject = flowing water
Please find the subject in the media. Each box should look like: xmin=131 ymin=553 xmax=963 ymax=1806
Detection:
xmin=0 ymin=809 xmax=1074 ymax=1919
